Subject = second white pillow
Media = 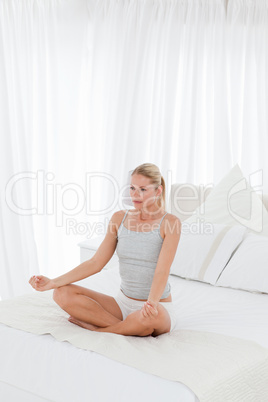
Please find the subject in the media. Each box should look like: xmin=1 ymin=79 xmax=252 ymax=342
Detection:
xmin=216 ymin=233 xmax=268 ymax=294
xmin=170 ymin=223 xmax=247 ymax=284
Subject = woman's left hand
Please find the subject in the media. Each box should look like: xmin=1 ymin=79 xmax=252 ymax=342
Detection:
xmin=141 ymin=300 xmax=158 ymax=318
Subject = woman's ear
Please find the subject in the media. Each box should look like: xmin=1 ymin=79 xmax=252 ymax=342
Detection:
xmin=156 ymin=185 xmax=163 ymax=198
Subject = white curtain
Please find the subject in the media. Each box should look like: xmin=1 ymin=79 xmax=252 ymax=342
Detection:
xmin=0 ymin=0 xmax=267 ymax=299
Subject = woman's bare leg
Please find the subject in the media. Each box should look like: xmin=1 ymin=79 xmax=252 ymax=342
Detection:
xmin=69 ymin=310 xmax=154 ymax=337
xmin=53 ymin=285 xmax=122 ymax=327
xmin=54 ymin=285 xmax=169 ymax=337
xmin=69 ymin=304 xmax=171 ymax=337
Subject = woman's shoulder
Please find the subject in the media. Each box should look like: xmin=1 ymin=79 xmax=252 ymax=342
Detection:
xmin=112 ymin=208 xmax=139 ymax=219
xmin=162 ymin=212 xmax=181 ymax=235
xmin=108 ymin=210 xmax=128 ymax=236
xmin=163 ymin=212 xmax=181 ymax=224
xmin=110 ymin=209 xmax=131 ymax=227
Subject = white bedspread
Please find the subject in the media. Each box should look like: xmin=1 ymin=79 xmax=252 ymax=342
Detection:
xmin=0 ymin=286 xmax=268 ymax=402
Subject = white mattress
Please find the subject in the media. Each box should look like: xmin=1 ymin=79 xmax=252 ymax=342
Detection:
xmin=1 ymin=264 xmax=268 ymax=402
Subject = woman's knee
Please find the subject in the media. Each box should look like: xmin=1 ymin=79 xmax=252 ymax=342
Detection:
xmin=139 ymin=306 xmax=170 ymax=334
xmin=53 ymin=285 xmax=73 ymax=306
xmin=125 ymin=311 xmax=154 ymax=336
xmin=131 ymin=310 xmax=154 ymax=332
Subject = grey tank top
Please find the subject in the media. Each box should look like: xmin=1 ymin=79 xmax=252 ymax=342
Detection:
xmin=116 ymin=209 xmax=171 ymax=300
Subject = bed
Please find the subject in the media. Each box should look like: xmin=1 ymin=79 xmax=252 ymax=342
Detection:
xmin=1 ymin=165 xmax=268 ymax=402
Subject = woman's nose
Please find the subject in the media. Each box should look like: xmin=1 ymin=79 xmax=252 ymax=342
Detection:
xmin=133 ymin=188 xmax=141 ymax=196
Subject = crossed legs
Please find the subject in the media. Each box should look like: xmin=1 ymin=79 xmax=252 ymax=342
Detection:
xmin=53 ymin=284 xmax=153 ymax=336
xmin=53 ymin=284 xmax=171 ymax=337
xmin=68 ymin=311 xmax=154 ymax=336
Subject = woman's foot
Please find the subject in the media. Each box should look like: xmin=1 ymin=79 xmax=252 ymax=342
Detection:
xmin=68 ymin=316 xmax=99 ymax=331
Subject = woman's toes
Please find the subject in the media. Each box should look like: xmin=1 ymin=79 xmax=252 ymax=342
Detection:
xmin=67 ymin=316 xmax=98 ymax=331
xmin=68 ymin=316 xmax=81 ymax=326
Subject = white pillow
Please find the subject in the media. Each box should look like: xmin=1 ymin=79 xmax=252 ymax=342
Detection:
xmin=216 ymin=233 xmax=268 ymax=294
xmin=170 ymin=223 xmax=247 ymax=284
xmin=185 ymin=164 xmax=268 ymax=237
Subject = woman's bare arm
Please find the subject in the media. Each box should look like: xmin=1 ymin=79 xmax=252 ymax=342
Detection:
xmin=148 ymin=216 xmax=181 ymax=302
xmin=142 ymin=215 xmax=181 ymax=316
xmin=29 ymin=211 xmax=123 ymax=291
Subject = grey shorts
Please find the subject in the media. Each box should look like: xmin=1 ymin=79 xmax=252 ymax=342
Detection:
xmin=113 ymin=289 xmax=177 ymax=332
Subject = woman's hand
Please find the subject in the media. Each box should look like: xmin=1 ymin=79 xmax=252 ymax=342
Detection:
xmin=141 ymin=300 xmax=159 ymax=319
xmin=28 ymin=275 xmax=56 ymax=292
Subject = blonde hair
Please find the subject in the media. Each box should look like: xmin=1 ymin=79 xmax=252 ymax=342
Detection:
xmin=131 ymin=163 xmax=166 ymax=209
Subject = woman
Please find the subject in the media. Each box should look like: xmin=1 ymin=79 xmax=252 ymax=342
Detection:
xmin=29 ymin=163 xmax=181 ymax=337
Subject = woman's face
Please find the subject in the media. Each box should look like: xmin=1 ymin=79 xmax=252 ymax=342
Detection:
xmin=129 ymin=174 xmax=161 ymax=211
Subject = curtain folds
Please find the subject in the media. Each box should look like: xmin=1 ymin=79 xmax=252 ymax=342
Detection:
xmin=0 ymin=0 xmax=267 ymax=299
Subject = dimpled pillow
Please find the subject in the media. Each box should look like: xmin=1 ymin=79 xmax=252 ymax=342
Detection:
xmin=185 ymin=164 xmax=268 ymax=237
xmin=170 ymin=222 xmax=247 ymax=284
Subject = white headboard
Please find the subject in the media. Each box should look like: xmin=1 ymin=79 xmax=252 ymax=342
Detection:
xmin=168 ymin=183 xmax=268 ymax=222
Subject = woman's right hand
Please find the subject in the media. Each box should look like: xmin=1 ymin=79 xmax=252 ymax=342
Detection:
xmin=29 ymin=275 xmax=56 ymax=292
